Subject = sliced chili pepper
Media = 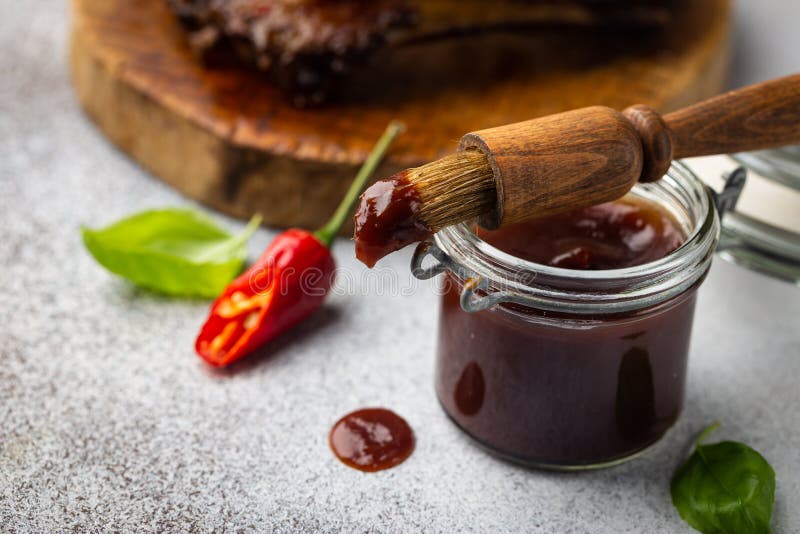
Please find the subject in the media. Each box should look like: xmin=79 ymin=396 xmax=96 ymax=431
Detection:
xmin=195 ymin=229 xmax=336 ymax=366
xmin=195 ymin=122 xmax=404 ymax=366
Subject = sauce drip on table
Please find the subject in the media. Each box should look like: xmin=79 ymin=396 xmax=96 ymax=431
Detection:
xmin=478 ymin=197 xmax=685 ymax=269
xmin=354 ymin=171 xmax=433 ymax=267
xmin=329 ymin=408 xmax=415 ymax=472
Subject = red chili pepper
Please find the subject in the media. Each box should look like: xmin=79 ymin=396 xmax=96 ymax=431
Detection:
xmin=195 ymin=122 xmax=404 ymax=366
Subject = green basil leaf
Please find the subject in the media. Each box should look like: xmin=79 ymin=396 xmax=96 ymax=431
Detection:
xmin=671 ymin=423 xmax=776 ymax=534
xmin=82 ymin=208 xmax=260 ymax=297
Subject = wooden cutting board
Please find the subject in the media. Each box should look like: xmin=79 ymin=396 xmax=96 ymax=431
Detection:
xmin=70 ymin=0 xmax=730 ymax=231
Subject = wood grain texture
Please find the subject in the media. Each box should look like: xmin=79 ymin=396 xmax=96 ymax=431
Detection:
xmin=622 ymin=104 xmax=674 ymax=183
xmin=460 ymin=107 xmax=642 ymax=228
xmin=665 ymin=73 xmax=800 ymax=158
xmin=69 ymin=0 xmax=730 ymax=230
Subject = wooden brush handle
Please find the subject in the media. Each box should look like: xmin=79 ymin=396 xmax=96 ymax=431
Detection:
xmin=626 ymin=73 xmax=800 ymax=182
xmin=460 ymin=74 xmax=800 ymax=228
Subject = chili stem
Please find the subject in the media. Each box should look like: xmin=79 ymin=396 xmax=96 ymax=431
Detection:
xmin=314 ymin=121 xmax=405 ymax=247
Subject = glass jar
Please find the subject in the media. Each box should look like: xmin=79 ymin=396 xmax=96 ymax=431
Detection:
xmin=411 ymin=162 xmax=739 ymax=470
xmin=725 ymin=148 xmax=800 ymax=283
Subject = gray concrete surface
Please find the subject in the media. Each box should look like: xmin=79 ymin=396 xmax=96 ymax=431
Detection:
xmin=1 ymin=1 xmax=798 ymax=532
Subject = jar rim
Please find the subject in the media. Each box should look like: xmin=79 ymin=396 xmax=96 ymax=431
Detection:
xmin=431 ymin=161 xmax=720 ymax=314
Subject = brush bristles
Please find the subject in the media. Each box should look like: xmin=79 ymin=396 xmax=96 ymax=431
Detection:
xmin=408 ymin=150 xmax=496 ymax=231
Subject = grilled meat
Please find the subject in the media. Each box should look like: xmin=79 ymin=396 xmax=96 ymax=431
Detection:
xmin=167 ymin=0 xmax=674 ymax=106
xmin=168 ymin=0 xmax=416 ymax=105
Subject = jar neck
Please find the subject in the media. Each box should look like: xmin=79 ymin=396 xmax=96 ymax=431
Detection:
xmin=429 ymin=162 xmax=720 ymax=314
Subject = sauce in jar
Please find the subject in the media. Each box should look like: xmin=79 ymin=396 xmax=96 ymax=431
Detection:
xmin=477 ymin=197 xmax=684 ymax=269
xmin=435 ymin=196 xmax=699 ymax=467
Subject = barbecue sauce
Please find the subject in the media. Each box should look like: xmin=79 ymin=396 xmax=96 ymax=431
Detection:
xmin=436 ymin=197 xmax=695 ymax=466
xmin=478 ymin=197 xmax=684 ymax=269
xmin=354 ymin=171 xmax=432 ymax=268
xmin=329 ymin=408 xmax=415 ymax=472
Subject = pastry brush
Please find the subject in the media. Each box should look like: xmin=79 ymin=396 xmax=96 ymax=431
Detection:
xmin=354 ymin=74 xmax=800 ymax=267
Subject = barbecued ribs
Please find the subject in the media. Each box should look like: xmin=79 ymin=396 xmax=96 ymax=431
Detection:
xmin=167 ymin=0 xmax=674 ymax=106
